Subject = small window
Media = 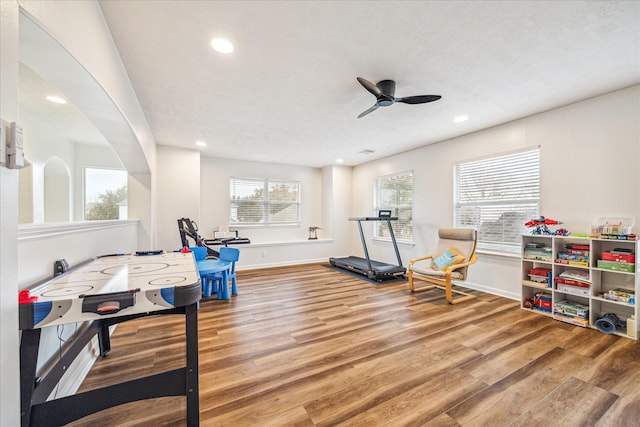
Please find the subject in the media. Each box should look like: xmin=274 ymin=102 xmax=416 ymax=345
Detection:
xmin=84 ymin=167 xmax=128 ymax=220
xmin=454 ymin=148 xmax=540 ymax=254
xmin=374 ymin=171 xmax=413 ymax=241
xmin=230 ymin=178 xmax=300 ymax=225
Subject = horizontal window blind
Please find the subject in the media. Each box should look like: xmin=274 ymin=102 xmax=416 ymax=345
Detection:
xmin=230 ymin=178 xmax=300 ymax=225
xmin=454 ymin=148 xmax=540 ymax=254
xmin=374 ymin=171 xmax=413 ymax=241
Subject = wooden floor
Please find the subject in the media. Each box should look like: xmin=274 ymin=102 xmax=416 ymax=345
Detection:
xmin=70 ymin=263 xmax=640 ymax=427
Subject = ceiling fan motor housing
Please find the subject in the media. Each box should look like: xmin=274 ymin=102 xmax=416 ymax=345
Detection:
xmin=376 ymin=80 xmax=396 ymax=105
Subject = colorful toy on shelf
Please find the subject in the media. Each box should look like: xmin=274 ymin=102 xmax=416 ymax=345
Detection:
xmin=591 ymin=216 xmax=637 ymax=240
xmin=523 ymin=297 xmax=534 ymax=309
xmin=533 ymin=292 xmax=552 ymax=312
xmin=525 ymin=216 xmax=568 ymax=235
xmin=525 ymin=216 xmax=561 ymax=227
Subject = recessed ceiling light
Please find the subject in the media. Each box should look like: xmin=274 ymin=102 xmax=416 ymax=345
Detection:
xmin=46 ymin=95 xmax=67 ymax=104
xmin=211 ymin=38 xmax=234 ymax=54
xmin=454 ymin=115 xmax=468 ymax=123
xmin=336 ymin=158 xmax=344 ymax=163
xmin=195 ymin=141 xmax=207 ymax=147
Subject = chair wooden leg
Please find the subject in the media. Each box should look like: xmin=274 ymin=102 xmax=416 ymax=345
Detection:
xmin=409 ymin=275 xmax=476 ymax=304
xmin=444 ymin=283 xmax=476 ymax=304
xmin=445 ymin=283 xmax=453 ymax=303
xmin=408 ymin=273 xmax=438 ymax=294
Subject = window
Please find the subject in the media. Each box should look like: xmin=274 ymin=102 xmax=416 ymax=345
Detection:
xmin=84 ymin=167 xmax=128 ymax=220
xmin=454 ymin=147 xmax=540 ymax=254
xmin=230 ymin=178 xmax=300 ymax=225
xmin=374 ymin=171 xmax=413 ymax=241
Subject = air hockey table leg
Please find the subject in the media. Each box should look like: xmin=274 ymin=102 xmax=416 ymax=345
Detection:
xmin=20 ymin=328 xmax=41 ymax=427
xmin=97 ymin=323 xmax=111 ymax=357
xmin=184 ymin=302 xmax=200 ymax=426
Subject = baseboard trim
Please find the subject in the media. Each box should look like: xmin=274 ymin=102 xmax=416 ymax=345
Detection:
xmin=456 ymin=280 xmax=520 ymax=301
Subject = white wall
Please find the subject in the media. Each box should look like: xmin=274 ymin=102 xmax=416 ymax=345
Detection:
xmin=156 ymin=146 xmax=201 ymax=251
xmin=199 ymin=157 xmax=323 ymax=242
xmin=154 ymin=155 xmax=356 ymax=269
xmin=0 ymin=2 xmax=21 ymax=424
xmin=351 ymin=85 xmax=640 ymax=299
xmin=195 ymin=157 xmax=353 ymax=268
xmin=322 ymin=165 xmax=353 ymax=258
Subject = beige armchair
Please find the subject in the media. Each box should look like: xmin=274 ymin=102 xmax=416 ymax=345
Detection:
xmin=408 ymin=228 xmax=478 ymax=304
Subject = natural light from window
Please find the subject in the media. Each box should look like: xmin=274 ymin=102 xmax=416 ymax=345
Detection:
xmin=229 ymin=178 xmax=300 ymax=225
xmin=374 ymin=171 xmax=414 ymax=242
xmin=454 ymin=147 xmax=540 ymax=255
xmin=84 ymin=168 xmax=128 ymax=220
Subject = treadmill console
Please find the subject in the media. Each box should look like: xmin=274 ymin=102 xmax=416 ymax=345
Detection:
xmin=378 ymin=210 xmax=392 ymax=218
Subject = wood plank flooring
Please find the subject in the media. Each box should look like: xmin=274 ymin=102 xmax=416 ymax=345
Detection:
xmin=70 ymin=263 xmax=640 ymax=426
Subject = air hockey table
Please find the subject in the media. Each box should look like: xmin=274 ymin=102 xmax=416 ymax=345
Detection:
xmin=19 ymin=251 xmax=202 ymax=427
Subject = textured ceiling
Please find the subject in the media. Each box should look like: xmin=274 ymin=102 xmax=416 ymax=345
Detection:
xmin=96 ymin=0 xmax=639 ymax=168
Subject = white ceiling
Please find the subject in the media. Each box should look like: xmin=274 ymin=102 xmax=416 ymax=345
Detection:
xmin=19 ymin=64 xmax=108 ymax=147
xmin=96 ymin=0 xmax=639 ymax=168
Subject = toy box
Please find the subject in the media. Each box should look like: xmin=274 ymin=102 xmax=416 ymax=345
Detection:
xmin=528 ymin=268 xmax=552 ymax=284
xmin=601 ymin=251 xmax=635 ymax=264
xmin=534 ymin=293 xmax=552 ymax=312
xmin=591 ymin=216 xmax=636 ymax=240
xmin=554 ymin=300 xmax=589 ymax=319
xmin=554 ymin=314 xmax=589 ymax=327
xmin=555 ymin=277 xmax=590 ymax=288
xmin=555 ymin=259 xmax=589 ymax=268
xmin=557 ymin=284 xmax=590 ymax=297
xmin=600 ymin=288 xmax=635 ymax=304
xmin=597 ymin=260 xmax=635 ymax=273
xmin=523 ymin=247 xmax=552 ymax=262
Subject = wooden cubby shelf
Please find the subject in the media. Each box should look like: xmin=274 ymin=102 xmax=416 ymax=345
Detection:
xmin=521 ymin=235 xmax=638 ymax=340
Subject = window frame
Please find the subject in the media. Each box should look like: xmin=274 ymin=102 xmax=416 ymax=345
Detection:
xmin=229 ymin=177 xmax=301 ymax=226
xmin=453 ymin=147 xmax=541 ymax=255
xmin=373 ymin=170 xmax=414 ymax=243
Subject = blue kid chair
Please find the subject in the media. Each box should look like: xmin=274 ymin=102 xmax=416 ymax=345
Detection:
xmin=188 ymin=246 xmax=211 ymax=295
xmin=211 ymin=247 xmax=240 ymax=297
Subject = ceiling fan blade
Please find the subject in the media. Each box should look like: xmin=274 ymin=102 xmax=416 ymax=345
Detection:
xmin=395 ymin=95 xmax=442 ymax=104
xmin=357 ymin=103 xmax=379 ymax=118
xmin=357 ymin=77 xmax=383 ymax=97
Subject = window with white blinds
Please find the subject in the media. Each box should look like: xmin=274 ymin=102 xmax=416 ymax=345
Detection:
xmin=374 ymin=171 xmax=413 ymax=241
xmin=229 ymin=178 xmax=300 ymax=225
xmin=454 ymin=148 xmax=540 ymax=254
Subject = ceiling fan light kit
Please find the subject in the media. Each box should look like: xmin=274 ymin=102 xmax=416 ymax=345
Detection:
xmin=356 ymin=77 xmax=441 ymax=118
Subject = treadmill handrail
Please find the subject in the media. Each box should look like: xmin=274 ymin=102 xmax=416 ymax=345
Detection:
xmin=348 ymin=216 xmax=399 ymax=221
xmin=350 ymin=217 xmax=403 ymax=268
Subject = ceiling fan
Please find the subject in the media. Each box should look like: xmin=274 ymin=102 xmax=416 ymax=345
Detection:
xmin=356 ymin=77 xmax=441 ymax=118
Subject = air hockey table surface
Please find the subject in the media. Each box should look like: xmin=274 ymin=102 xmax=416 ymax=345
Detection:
xmin=20 ymin=251 xmax=202 ymax=329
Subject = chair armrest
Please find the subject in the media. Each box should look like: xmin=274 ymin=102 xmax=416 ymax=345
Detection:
xmin=409 ymin=254 xmax=434 ymax=266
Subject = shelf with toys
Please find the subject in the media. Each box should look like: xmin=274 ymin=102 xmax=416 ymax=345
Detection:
xmin=521 ymin=217 xmax=638 ymax=340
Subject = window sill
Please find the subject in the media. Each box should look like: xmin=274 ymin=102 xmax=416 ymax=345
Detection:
xmin=18 ymin=220 xmax=139 ymax=241
xmin=228 ymin=238 xmax=334 ymax=248
xmin=476 ymin=249 xmax=520 ymax=260
xmin=372 ymin=237 xmax=415 ymax=246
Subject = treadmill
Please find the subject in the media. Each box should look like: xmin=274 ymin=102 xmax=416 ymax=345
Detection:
xmin=329 ymin=210 xmax=406 ymax=282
